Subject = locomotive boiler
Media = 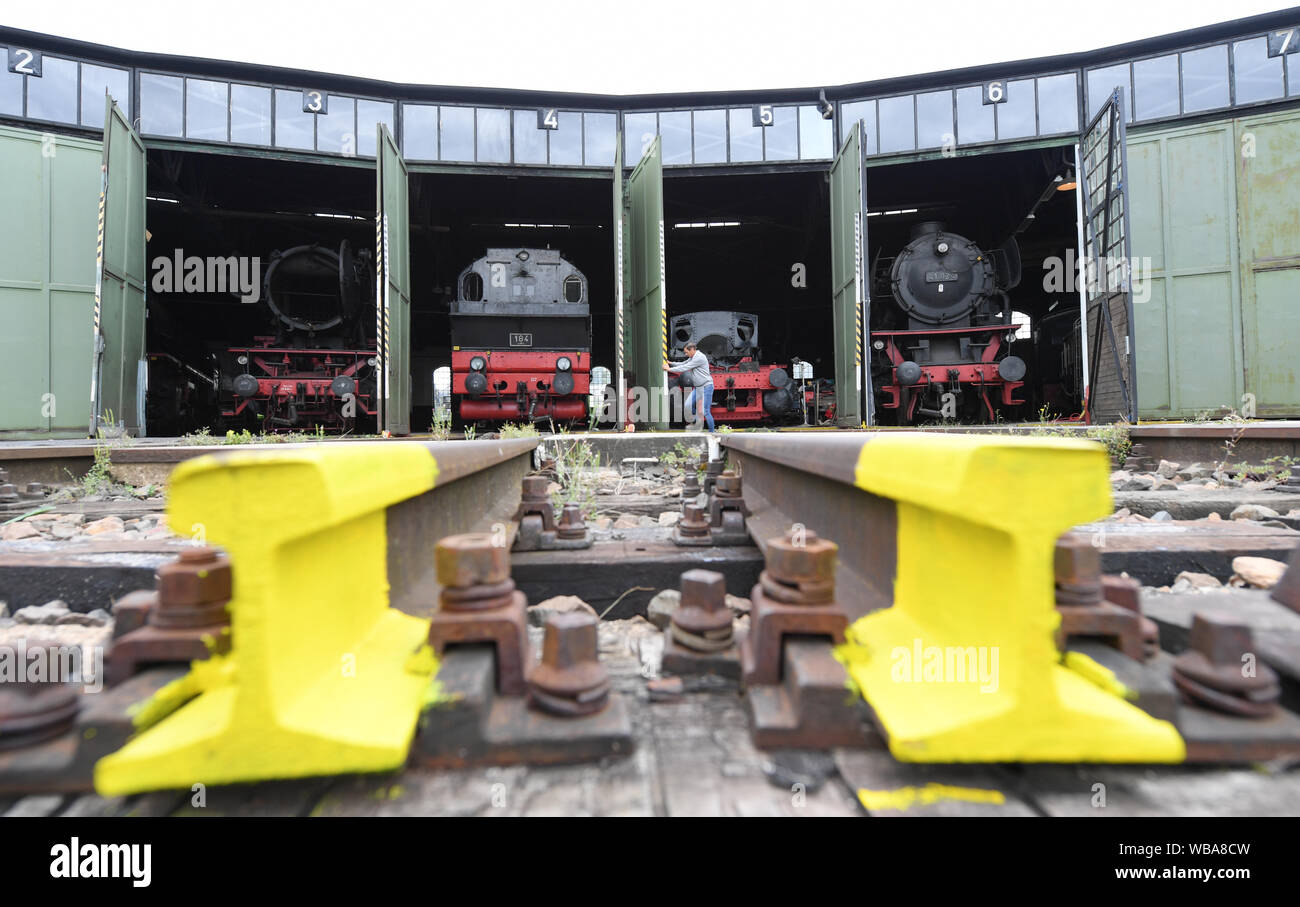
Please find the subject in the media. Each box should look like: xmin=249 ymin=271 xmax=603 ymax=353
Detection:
xmin=870 ymin=221 xmax=1027 ymax=424
xmin=450 ymin=248 xmax=592 ymax=424
xmin=218 ymin=240 xmax=378 ymax=432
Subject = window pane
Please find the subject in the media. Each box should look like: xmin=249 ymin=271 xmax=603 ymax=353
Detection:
xmin=916 ymin=90 xmax=952 ymax=149
xmin=1036 ymin=73 xmax=1078 ymax=134
xmin=1181 ymin=45 xmax=1229 ymax=113
xmin=624 ymin=112 xmax=656 ymax=165
xmin=440 ymin=106 xmax=474 ymax=161
xmin=1086 ymin=63 xmax=1130 ymax=120
xmin=403 ymin=104 xmax=438 ymax=159
xmin=660 ymin=110 xmax=691 ymax=165
xmin=231 ymin=84 xmax=271 ymax=145
xmin=476 ymin=108 xmax=510 ymax=163
xmin=356 ymin=99 xmax=393 ymax=156
xmin=839 ymin=100 xmax=875 ymax=154
xmin=316 ymin=95 xmax=354 ymax=154
xmin=549 ymin=111 xmax=581 ymax=164
xmin=80 ymin=64 xmax=130 ymax=127
xmin=692 ymin=109 xmax=726 ymax=163
xmin=140 ymin=73 xmax=183 ymax=137
xmin=878 ymin=96 xmax=914 ymax=153
xmin=1233 ymin=37 xmax=1284 ymax=104
xmin=583 ymin=112 xmax=615 ymax=165
xmin=729 ymin=108 xmax=762 ymax=162
xmin=513 ymin=109 xmax=546 ymax=163
xmin=1291 ymin=56 xmax=1300 ymax=96
xmin=0 ymin=49 xmax=21 ymax=116
xmin=765 ymin=105 xmax=797 ymax=160
xmin=798 ymin=105 xmax=833 ymax=159
xmin=1133 ymin=54 xmax=1178 ymax=120
xmin=26 ymin=56 xmax=77 ymax=123
xmin=186 ymin=78 xmax=228 ymax=141
xmin=956 ymin=86 xmax=993 ymax=145
xmin=274 ymin=89 xmax=314 ymax=150
xmin=996 ymin=79 xmax=1035 ymax=139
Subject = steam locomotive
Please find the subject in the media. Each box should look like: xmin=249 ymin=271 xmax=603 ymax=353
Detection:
xmin=668 ymin=311 xmax=833 ymax=425
xmin=870 ymin=222 xmax=1027 ymax=424
xmin=450 ymin=248 xmax=592 ymax=424
xmin=217 ymin=241 xmax=379 ymax=432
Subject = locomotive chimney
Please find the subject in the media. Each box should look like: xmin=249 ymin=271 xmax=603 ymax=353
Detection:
xmin=910 ymin=221 xmax=946 ymax=240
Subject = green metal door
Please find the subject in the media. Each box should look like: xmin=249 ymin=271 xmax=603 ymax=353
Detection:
xmin=622 ymin=135 xmax=668 ymax=429
xmin=1236 ymin=109 xmax=1300 ymax=416
xmin=612 ymin=134 xmax=628 ymax=426
xmin=376 ymin=123 xmax=411 ymax=435
xmin=91 ymin=96 xmax=147 ymax=436
xmin=829 ymin=123 xmax=866 ymax=426
xmin=1078 ymin=89 xmax=1137 ymax=423
xmin=1127 ymin=121 xmax=1242 ymax=419
xmin=0 ymin=126 xmax=100 ymax=438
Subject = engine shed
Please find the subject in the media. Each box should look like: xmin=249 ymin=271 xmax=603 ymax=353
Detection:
xmin=2 ymin=9 xmax=1299 ymax=437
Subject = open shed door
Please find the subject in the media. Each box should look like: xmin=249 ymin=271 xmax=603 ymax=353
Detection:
xmin=90 ymin=96 xmax=147 ymax=437
xmin=622 ymin=136 xmax=668 ymax=429
xmin=1079 ymin=89 xmax=1137 ymax=423
xmin=376 ymin=123 xmax=411 ymax=435
xmin=829 ymin=122 xmax=869 ymax=427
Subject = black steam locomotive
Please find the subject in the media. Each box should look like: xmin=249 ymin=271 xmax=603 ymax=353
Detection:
xmin=870 ymin=222 xmax=1027 ymax=424
xmin=450 ymin=248 xmax=592 ymax=423
xmin=217 ymin=241 xmax=378 ymax=432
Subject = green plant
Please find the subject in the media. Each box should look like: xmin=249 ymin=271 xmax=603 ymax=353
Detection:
xmin=463 ymin=425 xmax=477 ymax=442
xmin=78 ymin=442 xmax=114 ymax=496
xmin=179 ymin=427 xmax=216 ymax=446
xmin=550 ymin=437 xmax=599 ymax=518
xmin=1263 ymin=454 xmax=1298 ymax=482
xmin=499 ymin=422 xmax=539 ymax=439
xmin=1084 ymin=420 xmax=1132 ymax=466
xmin=430 ymin=406 xmax=452 ymax=441
xmin=658 ymin=441 xmax=696 ymax=472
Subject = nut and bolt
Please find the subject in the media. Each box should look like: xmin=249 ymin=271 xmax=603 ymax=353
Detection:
xmin=19 ymin=482 xmax=46 ymax=500
xmin=714 ymin=470 xmax=742 ymax=498
xmin=0 ymin=484 xmax=17 ymax=504
xmin=0 ymin=642 xmax=81 ymax=752
xmin=435 ymin=533 xmax=516 ymax=611
xmin=671 ymin=569 xmax=734 ymax=652
xmin=1054 ymin=534 xmax=1102 ymax=606
xmin=1103 ymin=574 xmax=1159 ymax=659
xmin=760 ymin=528 xmax=838 ymax=605
xmin=682 ymin=473 xmax=701 ymax=496
xmin=151 ymin=547 xmax=232 ymax=629
xmin=1172 ymin=612 xmax=1279 ymax=718
xmin=556 ymin=503 xmax=587 ymax=540
xmin=520 ymin=476 xmax=550 ymax=502
xmin=528 ymin=612 xmax=610 ymax=717
xmin=677 ymin=503 xmax=711 ymax=539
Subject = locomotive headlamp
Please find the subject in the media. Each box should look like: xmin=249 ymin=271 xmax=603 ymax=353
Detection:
xmin=470 ymin=356 xmax=487 ymax=371
xmin=367 ymin=357 xmax=377 ymax=367
xmin=872 ymin=340 xmax=885 ymax=351
xmin=556 ymin=356 xmax=572 ymax=371
xmin=236 ymin=354 xmax=249 ymax=365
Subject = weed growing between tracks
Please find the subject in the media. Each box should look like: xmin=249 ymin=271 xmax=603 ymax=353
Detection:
xmin=550 ymin=432 xmax=599 ymax=518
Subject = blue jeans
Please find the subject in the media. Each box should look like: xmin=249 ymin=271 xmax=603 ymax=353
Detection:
xmin=686 ymin=383 xmax=715 ymax=431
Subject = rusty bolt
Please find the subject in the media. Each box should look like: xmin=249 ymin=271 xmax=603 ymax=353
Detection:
xmin=521 ymin=476 xmax=551 ymax=501
xmin=0 ymin=642 xmax=81 ymax=751
xmin=672 ymin=569 xmax=733 ymax=647
xmin=529 ymin=612 xmax=610 ymax=716
xmin=157 ymin=547 xmax=232 ymax=609
xmin=1054 ymin=534 xmax=1101 ymax=587
xmin=678 ymin=503 xmax=711 ymax=538
xmin=715 ymin=470 xmax=742 ymax=497
xmin=765 ymin=528 xmax=838 ymax=585
xmin=435 ymin=533 xmax=510 ymax=589
xmin=682 ymin=473 xmax=701 ymax=495
xmin=706 ymin=460 xmax=725 ymax=477
xmin=0 ymin=484 xmax=17 ymax=503
xmin=21 ymin=482 xmax=45 ymax=498
xmin=1187 ymin=612 xmax=1255 ymax=667
xmin=556 ymin=503 xmax=587 ymax=540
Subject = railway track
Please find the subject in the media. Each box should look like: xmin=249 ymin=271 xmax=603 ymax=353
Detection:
xmin=1 ymin=432 xmax=1299 ymax=815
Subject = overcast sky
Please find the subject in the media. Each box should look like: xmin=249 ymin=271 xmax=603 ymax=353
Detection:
xmin=5 ymin=0 xmax=1296 ymax=94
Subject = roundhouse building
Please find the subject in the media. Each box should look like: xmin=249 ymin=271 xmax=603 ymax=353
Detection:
xmin=1 ymin=9 xmax=1298 ymax=437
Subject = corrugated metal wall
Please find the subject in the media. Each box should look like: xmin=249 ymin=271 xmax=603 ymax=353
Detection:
xmin=1129 ymin=107 xmax=1300 ymax=419
xmin=0 ymin=125 xmax=100 ymax=438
